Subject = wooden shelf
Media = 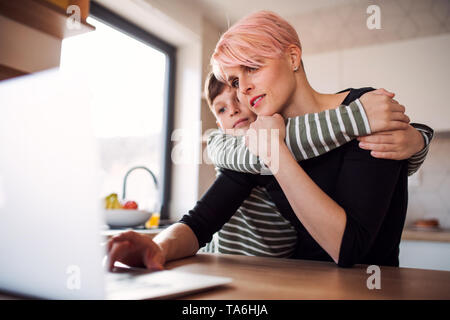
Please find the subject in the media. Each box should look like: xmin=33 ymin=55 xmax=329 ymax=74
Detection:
xmin=0 ymin=0 xmax=95 ymax=39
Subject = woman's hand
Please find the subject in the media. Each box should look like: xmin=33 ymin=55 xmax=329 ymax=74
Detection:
xmin=244 ymin=114 xmax=286 ymax=167
xmin=357 ymin=125 xmax=425 ymax=160
xmin=360 ymin=88 xmax=410 ymax=132
xmin=106 ymin=230 xmax=165 ymax=271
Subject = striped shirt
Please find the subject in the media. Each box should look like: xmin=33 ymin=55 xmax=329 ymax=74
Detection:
xmin=201 ymin=99 xmax=433 ymax=257
xmin=203 ymin=186 xmax=298 ymax=257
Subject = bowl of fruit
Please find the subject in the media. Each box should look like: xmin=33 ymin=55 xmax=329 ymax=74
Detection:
xmin=103 ymin=193 xmax=152 ymax=228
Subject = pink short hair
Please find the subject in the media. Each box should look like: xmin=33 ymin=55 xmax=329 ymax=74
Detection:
xmin=211 ymin=10 xmax=302 ymax=82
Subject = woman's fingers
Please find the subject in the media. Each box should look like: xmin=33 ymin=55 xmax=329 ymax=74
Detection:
xmin=143 ymin=249 xmax=165 ymax=271
xmin=390 ymin=112 xmax=410 ymax=123
xmin=106 ymin=230 xmax=165 ymax=271
xmin=106 ymin=231 xmax=136 ymax=253
xmin=108 ymin=240 xmax=131 ymax=271
xmin=390 ymin=103 xmax=406 ymax=113
xmin=106 ymin=231 xmax=146 ymax=270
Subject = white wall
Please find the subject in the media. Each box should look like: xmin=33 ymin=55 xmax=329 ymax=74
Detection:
xmin=169 ymin=42 xmax=202 ymax=220
xmin=198 ymin=18 xmax=222 ymax=198
xmin=303 ymin=33 xmax=450 ymax=131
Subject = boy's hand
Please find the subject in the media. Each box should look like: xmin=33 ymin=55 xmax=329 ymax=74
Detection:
xmin=360 ymin=88 xmax=410 ymax=133
xmin=106 ymin=231 xmax=165 ymax=271
xmin=357 ymin=125 xmax=425 ymax=160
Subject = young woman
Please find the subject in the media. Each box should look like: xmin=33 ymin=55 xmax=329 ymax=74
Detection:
xmin=106 ymin=11 xmax=433 ymax=270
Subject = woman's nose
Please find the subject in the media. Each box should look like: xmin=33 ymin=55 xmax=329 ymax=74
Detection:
xmin=239 ymin=77 xmax=253 ymax=95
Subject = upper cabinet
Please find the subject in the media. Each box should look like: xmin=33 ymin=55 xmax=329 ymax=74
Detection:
xmin=0 ymin=0 xmax=95 ymax=80
xmin=0 ymin=0 xmax=94 ymax=39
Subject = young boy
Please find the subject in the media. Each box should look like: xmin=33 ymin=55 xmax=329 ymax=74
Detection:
xmin=201 ymin=72 xmax=432 ymax=257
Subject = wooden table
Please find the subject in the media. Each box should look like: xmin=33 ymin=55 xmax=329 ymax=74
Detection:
xmin=165 ymin=253 xmax=450 ymax=300
xmin=1 ymin=253 xmax=449 ymax=300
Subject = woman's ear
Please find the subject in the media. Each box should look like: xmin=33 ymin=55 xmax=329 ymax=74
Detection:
xmin=287 ymin=45 xmax=302 ymax=72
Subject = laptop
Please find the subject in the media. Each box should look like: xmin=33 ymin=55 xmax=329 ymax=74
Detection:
xmin=0 ymin=69 xmax=231 ymax=299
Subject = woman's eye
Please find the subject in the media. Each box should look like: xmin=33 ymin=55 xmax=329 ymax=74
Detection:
xmin=231 ymin=78 xmax=239 ymax=88
xmin=247 ymin=67 xmax=258 ymax=72
xmin=218 ymin=107 xmax=225 ymax=114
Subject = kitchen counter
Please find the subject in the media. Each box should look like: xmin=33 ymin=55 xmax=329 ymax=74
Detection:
xmin=100 ymin=227 xmax=163 ymax=238
xmin=103 ymin=226 xmax=450 ymax=243
xmin=101 ymin=226 xmax=450 ymax=244
xmin=100 ymin=227 xmax=450 ymax=242
xmin=401 ymin=227 xmax=450 ymax=243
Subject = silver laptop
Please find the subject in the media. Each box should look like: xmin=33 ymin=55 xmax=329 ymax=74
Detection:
xmin=0 ymin=69 xmax=231 ymax=299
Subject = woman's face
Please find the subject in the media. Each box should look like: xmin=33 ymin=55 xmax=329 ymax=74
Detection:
xmin=221 ymin=53 xmax=297 ymax=116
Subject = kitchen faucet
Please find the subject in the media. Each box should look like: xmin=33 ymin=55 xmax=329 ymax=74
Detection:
xmin=122 ymin=166 xmax=159 ymax=211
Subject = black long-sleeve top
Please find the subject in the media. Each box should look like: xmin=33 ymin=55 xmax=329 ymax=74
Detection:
xmin=180 ymin=88 xmax=409 ymax=268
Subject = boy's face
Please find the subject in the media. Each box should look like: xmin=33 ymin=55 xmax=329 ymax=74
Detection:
xmin=212 ymin=86 xmax=257 ymax=131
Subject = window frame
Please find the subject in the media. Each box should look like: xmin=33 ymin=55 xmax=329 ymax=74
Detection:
xmin=90 ymin=2 xmax=176 ymax=221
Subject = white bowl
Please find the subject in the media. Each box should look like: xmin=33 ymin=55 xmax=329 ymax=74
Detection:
xmin=104 ymin=209 xmax=152 ymax=228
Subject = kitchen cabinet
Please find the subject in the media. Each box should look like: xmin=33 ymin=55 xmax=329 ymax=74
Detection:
xmin=0 ymin=0 xmax=94 ymax=39
xmin=0 ymin=64 xmax=27 ymax=81
xmin=399 ymin=240 xmax=450 ymax=271
xmin=0 ymin=0 xmax=95 ymax=81
xmin=304 ymin=34 xmax=450 ymax=131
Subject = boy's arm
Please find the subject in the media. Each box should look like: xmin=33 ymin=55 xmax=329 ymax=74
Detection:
xmin=407 ymin=123 xmax=434 ymax=176
xmin=285 ymin=99 xmax=370 ymax=160
xmin=207 ymin=129 xmax=262 ymax=174
xmin=207 ymin=100 xmax=369 ymax=173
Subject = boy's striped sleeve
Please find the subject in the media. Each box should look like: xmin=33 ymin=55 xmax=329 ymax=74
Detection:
xmin=207 ymin=99 xmax=370 ymax=174
xmin=207 ymin=130 xmax=262 ymax=174
xmin=285 ymin=99 xmax=370 ymax=160
xmin=407 ymin=123 xmax=434 ymax=176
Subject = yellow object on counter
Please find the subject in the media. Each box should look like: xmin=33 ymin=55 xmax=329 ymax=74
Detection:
xmin=104 ymin=193 xmax=123 ymax=209
xmin=145 ymin=212 xmax=160 ymax=229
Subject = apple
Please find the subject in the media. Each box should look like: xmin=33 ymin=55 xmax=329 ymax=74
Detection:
xmin=123 ymin=201 xmax=138 ymax=210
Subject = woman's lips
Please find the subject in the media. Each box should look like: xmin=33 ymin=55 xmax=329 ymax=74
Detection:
xmin=250 ymin=94 xmax=266 ymax=108
xmin=233 ymin=118 xmax=249 ymax=128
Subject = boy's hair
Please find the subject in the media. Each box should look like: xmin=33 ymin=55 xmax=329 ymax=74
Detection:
xmin=204 ymin=71 xmax=227 ymax=110
xmin=211 ymin=10 xmax=302 ymax=83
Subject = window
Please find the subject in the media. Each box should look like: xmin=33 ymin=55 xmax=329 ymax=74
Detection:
xmin=60 ymin=3 xmax=175 ymax=220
